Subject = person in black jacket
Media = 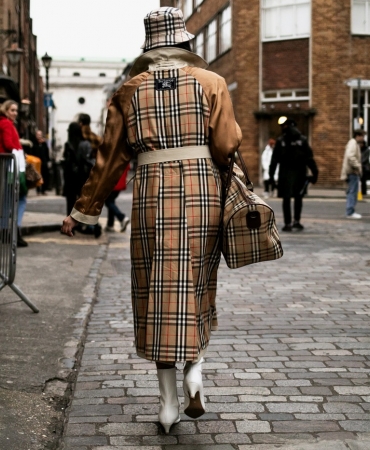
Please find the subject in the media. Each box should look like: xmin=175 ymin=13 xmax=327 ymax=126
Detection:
xmin=62 ymin=122 xmax=101 ymax=238
xmin=32 ymin=130 xmax=50 ymax=195
xmin=269 ymin=117 xmax=318 ymax=232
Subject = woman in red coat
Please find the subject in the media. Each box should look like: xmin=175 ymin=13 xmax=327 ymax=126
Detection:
xmin=0 ymin=100 xmax=28 ymax=246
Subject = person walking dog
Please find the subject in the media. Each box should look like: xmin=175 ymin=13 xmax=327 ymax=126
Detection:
xmin=61 ymin=7 xmax=242 ymax=433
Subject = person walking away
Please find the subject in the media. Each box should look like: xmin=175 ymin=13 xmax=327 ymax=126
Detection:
xmin=61 ymin=6 xmax=242 ymax=433
xmin=31 ymin=130 xmax=50 ymax=195
xmin=78 ymin=113 xmax=102 ymax=159
xmin=269 ymin=117 xmax=318 ymax=232
xmin=261 ymin=138 xmax=277 ymax=198
xmin=0 ymin=100 xmax=28 ymax=247
xmin=62 ymin=122 xmax=102 ymax=238
xmin=104 ymin=165 xmax=130 ymax=232
xmin=341 ymin=129 xmax=365 ymax=219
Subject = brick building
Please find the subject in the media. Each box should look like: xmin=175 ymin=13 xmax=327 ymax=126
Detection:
xmin=160 ymin=0 xmax=370 ymax=187
xmin=0 ymin=0 xmax=44 ymax=138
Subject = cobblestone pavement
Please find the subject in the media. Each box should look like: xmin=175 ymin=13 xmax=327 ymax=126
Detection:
xmin=61 ymin=212 xmax=370 ymax=450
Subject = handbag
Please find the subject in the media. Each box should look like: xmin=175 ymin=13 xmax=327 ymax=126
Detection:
xmin=25 ymin=155 xmax=43 ymax=189
xmin=221 ymin=149 xmax=283 ymax=269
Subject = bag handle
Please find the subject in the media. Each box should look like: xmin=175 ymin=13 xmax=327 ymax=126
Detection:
xmin=225 ymin=149 xmax=253 ymax=192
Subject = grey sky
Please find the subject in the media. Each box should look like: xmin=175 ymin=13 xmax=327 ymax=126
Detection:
xmin=30 ymin=0 xmax=160 ymax=61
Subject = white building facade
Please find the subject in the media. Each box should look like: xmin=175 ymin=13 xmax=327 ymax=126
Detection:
xmin=41 ymin=58 xmax=126 ymax=154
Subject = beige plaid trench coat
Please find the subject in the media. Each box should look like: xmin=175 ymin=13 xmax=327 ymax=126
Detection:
xmin=71 ymin=48 xmax=242 ymax=362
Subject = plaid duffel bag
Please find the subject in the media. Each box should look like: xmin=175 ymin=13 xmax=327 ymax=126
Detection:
xmin=221 ymin=150 xmax=283 ymax=269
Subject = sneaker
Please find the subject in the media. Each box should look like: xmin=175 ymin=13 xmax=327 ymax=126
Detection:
xmin=292 ymin=222 xmax=304 ymax=231
xmin=282 ymin=224 xmax=292 ymax=232
xmin=120 ymin=217 xmax=130 ymax=232
xmin=104 ymin=225 xmax=115 ymax=232
xmin=346 ymin=212 xmax=362 ymax=219
xmin=263 ymin=192 xmax=269 ymax=199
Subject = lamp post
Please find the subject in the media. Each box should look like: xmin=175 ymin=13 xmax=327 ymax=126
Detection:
xmin=41 ymin=52 xmax=52 ymax=137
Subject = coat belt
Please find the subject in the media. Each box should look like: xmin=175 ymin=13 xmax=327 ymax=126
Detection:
xmin=137 ymin=145 xmax=211 ymax=166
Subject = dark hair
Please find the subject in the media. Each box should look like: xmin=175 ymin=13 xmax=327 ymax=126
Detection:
xmin=78 ymin=113 xmax=91 ymax=126
xmin=68 ymin=122 xmax=83 ymax=151
xmin=144 ymin=41 xmax=192 ymax=53
xmin=354 ymin=129 xmax=365 ymax=138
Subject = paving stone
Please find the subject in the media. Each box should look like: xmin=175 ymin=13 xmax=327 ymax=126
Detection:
xmin=178 ymin=434 xmax=215 ymax=444
xmin=273 ymin=421 xmax=340 ymax=432
xmin=64 ymin=436 xmax=108 ymax=446
xmin=165 ymin=446 xmax=234 ymax=450
xmin=65 ymin=424 xmax=95 ymax=436
xmin=236 ymin=420 xmax=271 ymax=433
xmin=324 ymin=402 xmax=364 ymax=413
xmin=69 ymin=405 xmax=122 ymax=417
xmin=267 ymin=403 xmax=319 ymax=413
xmin=347 ymin=441 xmax=370 ymax=450
xmin=99 ymin=422 xmax=158 ymax=435
xmin=215 ymin=433 xmax=251 ymax=443
xmin=239 ymin=442 xmax=348 ymax=450
xmin=197 ymin=421 xmax=236 ymax=433
xmin=340 ymin=420 xmax=370 ymax=432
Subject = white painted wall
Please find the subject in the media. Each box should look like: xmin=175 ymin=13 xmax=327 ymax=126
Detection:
xmin=40 ymin=58 xmax=126 ymax=153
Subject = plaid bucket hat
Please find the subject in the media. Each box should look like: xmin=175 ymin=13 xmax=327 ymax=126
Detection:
xmin=141 ymin=7 xmax=194 ymax=50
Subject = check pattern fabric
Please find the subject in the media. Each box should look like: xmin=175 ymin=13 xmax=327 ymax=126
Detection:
xmin=129 ymin=69 xmax=221 ymax=362
xmin=142 ymin=7 xmax=194 ymax=50
xmin=222 ymin=174 xmax=284 ymax=269
xmin=71 ymin=49 xmax=242 ymax=362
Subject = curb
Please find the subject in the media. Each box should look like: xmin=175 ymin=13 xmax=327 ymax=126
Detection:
xmin=21 ymin=223 xmax=61 ymax=236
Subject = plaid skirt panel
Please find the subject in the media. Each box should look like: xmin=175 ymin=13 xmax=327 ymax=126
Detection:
xmin=131 ymin=158 xmax=222 ymax=362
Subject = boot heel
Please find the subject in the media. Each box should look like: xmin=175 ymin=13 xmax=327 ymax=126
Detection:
xmin=184 ymin=390 xmax=205 ymax=419
xmin=162 ymin=416 xmax=181 ymax=434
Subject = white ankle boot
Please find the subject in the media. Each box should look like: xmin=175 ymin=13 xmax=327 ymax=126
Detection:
xmin=157 ymin=367 xmax=180 ymax=434
xmin=183 ymin=357 xmax=206 ymax=419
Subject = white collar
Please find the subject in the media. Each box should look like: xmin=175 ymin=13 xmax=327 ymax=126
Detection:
xmin=129 ymin=47 xmax=208 ymax=77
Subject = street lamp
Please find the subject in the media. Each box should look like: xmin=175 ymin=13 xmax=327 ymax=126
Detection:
xmin=41 ymin=52 xmax=52 ymax=137
xmin=6 ymin=42 xmax=23 ymax=66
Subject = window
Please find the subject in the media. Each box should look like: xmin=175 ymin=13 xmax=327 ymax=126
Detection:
xmin=352 ymin=0 xmax=370 ymax=34
xmin=99 ymin=73 xmax=106 ymax=77
xmin=220 ymin=6 xmax=232 ymax=53
xmin=206 ymin=19 xmax=217 ymax=62
xmin=183 ymin=0 xmax=193 ymax=20
xmin=73 ymin=72 xmax=80 ymax=76
xmin=194 ymin=32 xmax=204 ymax=58
xmin=262 ymin=0 xmax=311 ymax=41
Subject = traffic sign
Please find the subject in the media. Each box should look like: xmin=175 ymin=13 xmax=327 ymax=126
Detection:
xmin=345 ymin=79 xmax=370 ymax=88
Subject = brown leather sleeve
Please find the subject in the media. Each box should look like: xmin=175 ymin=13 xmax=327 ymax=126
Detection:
xmin=184 ymin=67 xmax=242 ymax=166
xmin=71 ymin=93 xmax=133 ymax=223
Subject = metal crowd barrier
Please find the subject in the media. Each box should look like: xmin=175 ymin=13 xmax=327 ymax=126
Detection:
xmin=0 ymin=154 xmax=39 ymax=313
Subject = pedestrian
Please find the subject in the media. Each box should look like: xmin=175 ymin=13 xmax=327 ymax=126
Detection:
xmin=61 ymin=6 xmax=242 ymax=433
xmin=0 ymin=100 xmax=28 ymax=247
xmin=30 ymin=130 xmax=50 ymax=195
xmin=341 ymin=129 xmax=365 ymax=219
xmin=104 ymin=166 xmax=130 ymax=232
xmin=261 ymin=138 xmax=277 ymax=198
xmin=269 ymin=117 xmax=318 ymax=232
xmin=78 ymin=113 xmax=102 ymax=159
xmin=62 ymin=122 xmax=102 ymax=238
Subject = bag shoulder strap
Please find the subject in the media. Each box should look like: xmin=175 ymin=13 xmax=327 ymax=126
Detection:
xmin=225 ymin=149 xmax=253 ymax=192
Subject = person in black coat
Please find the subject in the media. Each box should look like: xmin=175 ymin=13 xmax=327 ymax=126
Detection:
xmin=269 ymin=117 xmax=318 ymax=232
xmin=62 ymin=122 xmax=102 ymax=237
xmin=32 ymin=130 xmax=50 ymax=194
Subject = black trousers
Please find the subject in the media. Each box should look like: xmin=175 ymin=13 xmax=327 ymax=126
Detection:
xmin=282 ymin=196 xmax=303 ymax=225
